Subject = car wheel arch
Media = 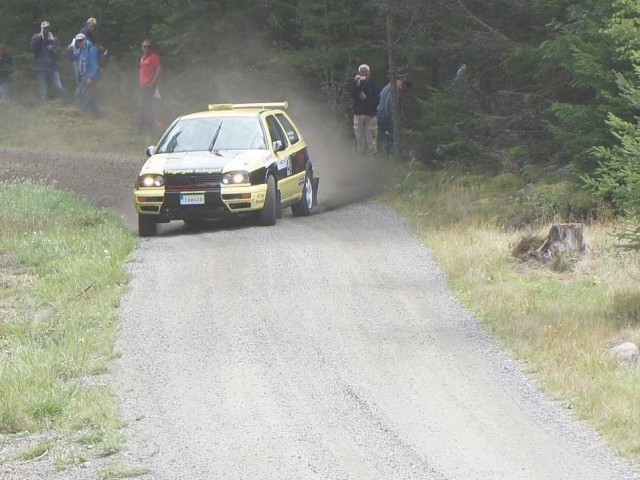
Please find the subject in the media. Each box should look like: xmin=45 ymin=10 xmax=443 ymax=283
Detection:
xmin=264 ymin=164 xmax=279 ymax=185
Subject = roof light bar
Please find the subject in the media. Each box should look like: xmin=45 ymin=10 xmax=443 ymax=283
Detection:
xmin=208 ymin=102 xmax=288 ymax=111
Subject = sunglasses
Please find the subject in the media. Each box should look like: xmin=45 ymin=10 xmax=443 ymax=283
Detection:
xmin=142 ymin=45 xmax=151 ymax=48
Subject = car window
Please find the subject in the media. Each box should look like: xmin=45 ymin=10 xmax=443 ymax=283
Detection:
xmin=265 ymin=115 xmax=289 ymax=150
xmin=276 ymin=114 xmax=300 ymax=144
xmin=156 ymin=116 xmax=267 ymax=153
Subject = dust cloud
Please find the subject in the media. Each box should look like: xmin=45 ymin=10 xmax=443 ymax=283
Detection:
xmin=161 ymin=48 xmax=390 ymax=213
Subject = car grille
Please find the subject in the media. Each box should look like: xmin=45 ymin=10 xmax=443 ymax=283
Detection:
xmin=164 ymin=172 xmax=222 ymax=191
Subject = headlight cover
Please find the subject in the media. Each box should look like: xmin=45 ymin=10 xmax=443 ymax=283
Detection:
xmin=138 ymin=174 xmax=165 ymax=188
xmin=222 ymin=171 xmax=250 ymax=185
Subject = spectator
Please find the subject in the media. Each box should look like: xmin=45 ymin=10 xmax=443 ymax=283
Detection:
xmin=80 ymin=17 xmax=98 ymax=44
xmin=79 ymin=18 xmax=108 ymax=64
xmin=376 ymin=76 xmax=413 ymax=155
xmin=350 ymin=64 xmax=379 ymax=154
xmin=0 ymin=44 xmax=13 ymax=100
xmin=138 ymin=39 xmax=161 ymax=131
xmin=452 ymin=63 xmax=466 ymax=84
xmin=30 ymin=21 xmax=65 ymax=103
xmin=71 ymin=18 xmax=108 ymax=90
xmin=68 ymin=33 xmax=102 ymax=117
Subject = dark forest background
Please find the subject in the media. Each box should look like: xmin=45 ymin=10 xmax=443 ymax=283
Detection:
xmin=3 ymin=0 xmax=640 ymax=230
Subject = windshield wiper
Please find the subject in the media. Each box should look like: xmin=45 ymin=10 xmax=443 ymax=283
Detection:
xmin=209 ymin=121 xmax=223 ymax=150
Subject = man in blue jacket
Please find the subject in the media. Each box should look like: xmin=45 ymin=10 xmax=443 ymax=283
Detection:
xmin=68 ymin=33 xmax=101 ymax=117
xmin=71 ymin=18 xmax=108 ymax=90
xmin=30 ymin=21 xmax=65 ymax=103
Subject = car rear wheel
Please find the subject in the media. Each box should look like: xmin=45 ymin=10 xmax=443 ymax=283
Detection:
xmin=258 ymin=175 xmax=277 ymax=226
xmin=138 ymin=214 xmax=157 ymax=237
xmin=292 ymin=171 xmax=314 ymax=217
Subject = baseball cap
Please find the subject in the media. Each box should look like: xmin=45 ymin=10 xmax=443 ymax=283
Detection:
xmin=41 ymin=21 xmax=50 ymax=28
xmin=74 ymin=33 xmax=86 ymax=41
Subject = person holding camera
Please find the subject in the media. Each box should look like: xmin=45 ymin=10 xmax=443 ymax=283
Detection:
xmin=30 ymin=21 xmax=65 ymax=104
xmin=68 ymin=33 xmax=102 ymax=117
xmin=350 ymin=64 xmax=379 ymax=154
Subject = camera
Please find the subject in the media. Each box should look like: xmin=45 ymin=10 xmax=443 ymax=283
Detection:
xmin=355 ymin=75 xmax=366 ymax=82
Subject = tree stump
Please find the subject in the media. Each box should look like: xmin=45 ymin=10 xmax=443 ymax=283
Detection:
xmin=537 ymin=223 xmax=588 ymax=256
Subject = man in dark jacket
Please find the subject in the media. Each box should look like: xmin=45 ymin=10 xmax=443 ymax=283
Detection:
xmin=350 ymin=64 xmax=379 ymax=154
xmin=30 ymin=21 xmax=65 ymax=103
xmin=377 ymin=77 xmax=413 ymax=155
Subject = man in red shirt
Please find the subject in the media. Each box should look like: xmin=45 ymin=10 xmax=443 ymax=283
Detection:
xmin=138 ymin=39 xmax=161 ymax=131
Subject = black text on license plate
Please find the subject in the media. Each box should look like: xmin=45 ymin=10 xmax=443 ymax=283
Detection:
xmin=180 ymin=194 xmax=205 ymax=205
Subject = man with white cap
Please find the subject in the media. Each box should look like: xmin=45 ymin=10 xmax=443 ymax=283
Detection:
xmin=70 ymin=18 xmax=108 ymax=92
xmin=30 ymin=21 xmax=65 ymax=103
xmin=350 ymin=63 xmax=379 ymax=154
xmin=68 ymin=32 xmax=102 ymax=117
xmin=78 ymin=18 xmax=109 ymax=69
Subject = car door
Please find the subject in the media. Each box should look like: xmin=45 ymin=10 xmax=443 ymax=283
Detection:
xmin=264 ymin=113 xmax=303 ymax=202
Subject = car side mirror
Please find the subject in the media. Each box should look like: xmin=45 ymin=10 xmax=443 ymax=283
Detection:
xmin=272 ymin=140 xmax=284 ymax=152
xmin=145 ymin=146 xmax=155 ymax=158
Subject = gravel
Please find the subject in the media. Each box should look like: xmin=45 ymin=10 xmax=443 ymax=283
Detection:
xmin=1 ymin=148 xmax=639 ymax=479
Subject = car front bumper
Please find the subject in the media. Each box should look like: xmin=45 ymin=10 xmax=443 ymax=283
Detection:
xmin=134 ymin=184 xmax=268 ymax=221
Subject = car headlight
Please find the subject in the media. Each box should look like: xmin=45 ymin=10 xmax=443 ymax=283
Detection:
xmin=222 ymin=171 xmax=250 ymax=185
xmin=137 ymin=174 xmax=165 ymax=188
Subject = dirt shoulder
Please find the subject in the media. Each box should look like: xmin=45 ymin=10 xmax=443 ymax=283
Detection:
xmin=0 ymin=148 xmax=141 ymax=230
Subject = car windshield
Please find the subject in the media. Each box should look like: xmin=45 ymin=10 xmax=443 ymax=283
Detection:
xmin=156 ymin=116 xmax=267 ymax=153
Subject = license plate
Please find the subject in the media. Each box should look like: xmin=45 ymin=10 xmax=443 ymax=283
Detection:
xmin=180 ymin=194 xmax=205 ymax=205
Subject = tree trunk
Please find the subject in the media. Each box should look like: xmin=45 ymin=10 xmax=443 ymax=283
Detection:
xmin=538 ymin=223 xmax=588 ymax=255
xmin=384 ymin=6 xmax=402 ymax=155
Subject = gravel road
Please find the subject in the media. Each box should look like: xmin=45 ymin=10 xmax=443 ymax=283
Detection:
xmin=110 ymin=203 xmax=639 ymax=479
xmin=1 ymin=146 xmax=639 ymax=479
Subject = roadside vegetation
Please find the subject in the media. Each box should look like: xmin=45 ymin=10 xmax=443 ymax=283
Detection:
xmin=0 ymin=177 xmax=139 ymax=474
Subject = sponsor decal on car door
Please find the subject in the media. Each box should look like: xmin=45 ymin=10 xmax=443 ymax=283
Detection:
xmin=276 ymin=154 xmax=292 ymax=175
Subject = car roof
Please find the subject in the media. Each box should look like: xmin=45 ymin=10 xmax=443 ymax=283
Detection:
xmin=179 ymin=102 xmax=290 ymax=121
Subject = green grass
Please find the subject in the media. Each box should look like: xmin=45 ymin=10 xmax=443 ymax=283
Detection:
xmin=382 ymin=160 xmax=640 ymax=462
xmin=97 ymin=463 xmax=151 ymax=479
xmin=0 ymin=64 xmax=161 ymax=154
xmin=0 ymin=180 xmax=135 ymax=468
xmin=14 ymin=439 xmax=55 ymax=461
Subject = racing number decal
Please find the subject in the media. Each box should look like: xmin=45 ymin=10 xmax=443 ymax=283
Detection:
xmin=276 ymin=155 xmax=292 ymax=176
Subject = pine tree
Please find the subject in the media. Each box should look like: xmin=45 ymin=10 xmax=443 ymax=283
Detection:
xmin=585 ymin=2 xmax=640 ymax=248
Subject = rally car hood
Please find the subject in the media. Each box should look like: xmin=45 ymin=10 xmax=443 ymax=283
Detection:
xmin=140 ymin=150 xmax=272 ymax=174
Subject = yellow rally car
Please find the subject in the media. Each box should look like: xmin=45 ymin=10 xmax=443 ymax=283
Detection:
xmin=134 ymin=102 xmax=319 ymax=236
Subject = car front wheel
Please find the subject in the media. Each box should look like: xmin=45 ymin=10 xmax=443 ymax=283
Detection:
xmin=138 ymin=214 xmax=157 ymax=237
xmin=292 ymin=171 xmax=314 ymax=217
xmin=257 ymin=175 xmax=277 ymax=226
